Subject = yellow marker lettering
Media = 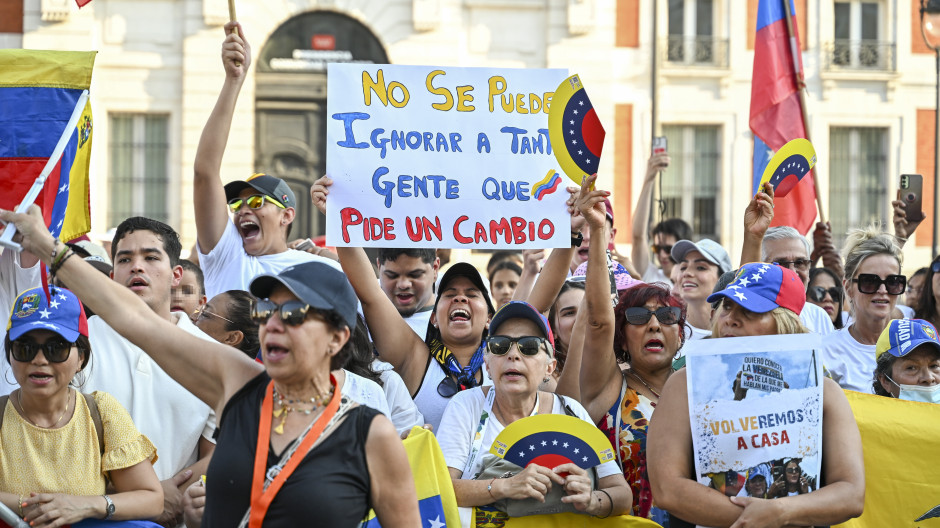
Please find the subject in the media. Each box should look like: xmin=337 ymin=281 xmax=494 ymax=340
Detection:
xmin=456 ymin=85 xmax=475 ymax=112
xmin=500 ymin=93 xmax=514 ymax=113
xmin=487 ymin=76 xmax=507 ymax=113
xmin=362 ymin=69 xmax=389 ymax=107
xmin=426 ymin=70 xmax=454 ymax=111
xmin=543 ymin=92 xmax=553 ymax=114
xmin=528 ymin=93 xmax=542 ymax=114
xmin=387 ymin=81 xmax=410 ymax=108
xmin=515 ymin=92 xmax=529 ymax=114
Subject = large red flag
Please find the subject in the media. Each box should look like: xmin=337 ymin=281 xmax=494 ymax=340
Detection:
xmin=750 ymin=0 xmax=816 ymax=234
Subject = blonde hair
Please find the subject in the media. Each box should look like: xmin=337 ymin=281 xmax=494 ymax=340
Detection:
xmin=710 ymin=305 xmax=808 ymax=337
xmin=842 ymin=224 xmax=902 ymax=282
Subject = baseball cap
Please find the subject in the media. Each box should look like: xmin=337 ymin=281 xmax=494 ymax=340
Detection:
xmin=488 ymin=301 xmax=555 ymax=350
xmin=434 ymin=262 xmax=495 ymax=315
xmin=876 ymin=318 xmax=940 ymax=360
xmin=706 ymin=262 xmax=805 ymax=315
xmin=249 ymin=262 xmax=357 ymax=329
xmin=7 ymin=287 xmax=88 ymax=343
xmin=573 ymin=260 xmax=643 ymax=292
xmin=224 ymin=173 xmax=296 ymax=209
xmin=671 ymin=239 xmax=733 ymax=275
xmin=603 ymin=198 xmax=614 ymax=225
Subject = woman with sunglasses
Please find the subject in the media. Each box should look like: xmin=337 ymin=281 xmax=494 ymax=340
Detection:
xmin=647 ymin=263 xmax=864 ymax=527
xmin=1 ymin=287 xmax=163 ymax=527
xmin=822 ymin=226 xmax=906 ymax=392
xmin=806 ymin=268 xmax=844 ymax=329
xmin=436 ymin=300 xmax=631 ymax=523
xmin=0 ymin=205 xmax=421 ymax=528
xmin=564 ymin=175 xmax=681 ymax=522
xmin=195 ymin=290 xmax=260 ymax=358
xmin=766 ymin=459 xmax=810 ymax=499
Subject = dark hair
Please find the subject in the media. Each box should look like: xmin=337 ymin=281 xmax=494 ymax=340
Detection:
xmin=342 ymin=314 xmax=383 ymax=386
xmin=548 ymin=280 xmax=586 ymax=372
xmin=915 ymin=257 xmax=940 ymax=324
xmin=651 ymin=218 xmax=692 ymax=243
xmin=488 ymin=261 xmax=522 ymax=284
xmin=312 ymin=309 xmax=354 ymax=372
xmin=219 ymin=290 xmax=259 ymax=358
xmin=486 ymin=251 xmax=523 ymax=274
xmin=613 ymin=283 xmax=686 ymax=363
xmin=873 ymin=351 xmax=896 ymax=397
xmin=378 ymin=248 xmax=437 ymax=266
xmin=5 ymin=332 xmax=92 ymax=371
xmin=808 ymin=267 xmax=844 ymax=329
xmin=112 ymin=217 xmax=182 ymax=267
xmin=911 ymin=267 xmax=928 ymax=282
xmin=180 ymin=260 xmax=206 ymax=297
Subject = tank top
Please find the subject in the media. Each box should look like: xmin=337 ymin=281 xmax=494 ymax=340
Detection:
xmin=412 ymin=355 xmax=492 ymax=432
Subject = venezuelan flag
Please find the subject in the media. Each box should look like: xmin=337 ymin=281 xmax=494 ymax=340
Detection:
xmin=834 ymin=391 xmax=940 ymax=528
xmin=0 ymin=50 xmax=96 ymax=242
xmin=361 ymin=427 xmax=460 ymax=528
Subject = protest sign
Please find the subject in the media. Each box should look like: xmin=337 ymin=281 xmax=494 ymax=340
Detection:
xmin=326 ymin=64 xmax=571 ymax=248
xmin=686 ymin=334 xmax=823 ymax=499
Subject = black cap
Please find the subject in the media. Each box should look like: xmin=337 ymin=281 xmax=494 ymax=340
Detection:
xmin=224 ymin=173 xmax=296 ymax=208
xmin=434 ymin=262 xmax=495 ymax=315
xmin=249 ymin=262 xmax=357 ymax=329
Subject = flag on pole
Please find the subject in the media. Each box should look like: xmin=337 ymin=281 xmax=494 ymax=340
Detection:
xmin=76 ymin=0 xmax=93 ymax=7
xmin=750 ymin=0 xmax=816 ymax=234
xmin=0 ymin=50 xmax=96 ymax=243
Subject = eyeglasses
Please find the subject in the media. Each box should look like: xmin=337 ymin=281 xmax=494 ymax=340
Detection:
xmin=486 ymin=335 xmax=548 ymax=356
xmin=785 ymin=467 xmax=800 ymax=474
xmin=227 ymin=194 xmax=286 ymax=212
xmin=624 ymin=306 xmax=681 ymax=326
xmin=11 ymin=340 xmax=75 ymax=363
xmin=250 ymin=300 xmax=311 ymax=326
xmin=807 ymin=286 xmax=841 ymax=303
xmin=772 ymin=259 xmax=812 ymax=272
xmin=651 ymin=244 xmax=673 ymax=255
xmin=851 ymin=274 xmax=906 ymax=295
xmin=194 ymin=306 xmax=235 ymax=325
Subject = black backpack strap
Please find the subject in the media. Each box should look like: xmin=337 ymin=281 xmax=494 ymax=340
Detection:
xmin=82 ymin=392 xmax=105 ymax=455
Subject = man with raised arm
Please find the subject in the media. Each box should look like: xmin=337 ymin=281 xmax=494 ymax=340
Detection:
xmin=193 ymin=22 xmax=338 ymax=299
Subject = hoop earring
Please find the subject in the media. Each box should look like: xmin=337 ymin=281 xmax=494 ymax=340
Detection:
xmin=3 ymin=368 xmax=16 ymax=387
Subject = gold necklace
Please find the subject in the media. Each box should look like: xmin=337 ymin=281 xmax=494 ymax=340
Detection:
xmin=17 ymin=388 xmax=71 ymax=429
xmin=627 ymin=370 xmax=662 ymax=400
xmin=271 ymin=385 xmax=334 ymax=435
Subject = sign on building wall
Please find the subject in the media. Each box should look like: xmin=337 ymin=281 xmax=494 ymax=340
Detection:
xmin=325 ymin=64 xmax=571 ymax=249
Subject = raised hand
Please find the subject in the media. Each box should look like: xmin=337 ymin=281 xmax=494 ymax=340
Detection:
xmin=221 ymin=22 xmax=251 ymax=79
xmin=310 ymin=176 xmax=333 ymax=215
xmin=575 ymin=174 xmax=610 ymax=232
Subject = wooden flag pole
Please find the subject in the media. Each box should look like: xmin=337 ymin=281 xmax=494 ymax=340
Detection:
xmin=228 ymin=0 xmax=241 ymax=67
xmin=782 ymin=0 xmax=826 ymax=223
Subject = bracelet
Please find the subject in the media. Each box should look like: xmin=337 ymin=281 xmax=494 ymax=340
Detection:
xmin=50 ymin=249 xmax=74 ymax=278
xmin=486 ymin=478 xmax=497 ymax=501
xmin=50 ymin=238 xmax=61 ymax=262
xmin=50 ymin=240 xmax=67 ymax=268
xmin=594 ymin=488 xmax=613 ymax=519
xmin=18 ymin=495 xmax=24 ymax=518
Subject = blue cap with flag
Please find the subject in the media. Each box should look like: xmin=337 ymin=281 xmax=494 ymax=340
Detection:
xmin=7 ymin=287 xmax=88 ymax=342
xmin=876 ymin=318 xmax=940 ymax=360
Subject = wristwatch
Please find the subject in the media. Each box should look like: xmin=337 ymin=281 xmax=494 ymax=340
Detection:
xmin=571 ymin=232 xmax=583 ymax=247
xmin=102 ymin=494 xmax=115 ymax=520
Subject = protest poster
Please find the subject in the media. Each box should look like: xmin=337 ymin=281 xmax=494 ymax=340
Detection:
xmin=685 ymin=334 xmax=823 ymax=500
xmin=326 ymin=64 xmax=572 ymax=248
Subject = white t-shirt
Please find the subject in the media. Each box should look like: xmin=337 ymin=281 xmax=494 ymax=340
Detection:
xmin=0 ymin=249 xmax=41 ymax=396
xmin=641 ymin=265 xmax=673 ymax=288
xmin=373 ymin=360 xmax=425 ymax=434
xmin=685 ymin=324 xmax=711 ymax=341
xmin=437 ymin=387 xmax=620 ymax=480
xmin=83 ymin=313 xmax=216 ymax=480
xmin=404 ymin=309 xmax=433 ymax=340
xmin=820 ymin=325 xmax=875 ymax=393
xmin=341 ymin=369 xmax=392 ymax=418
xmin=800 ymin=302 xmax=835 ymax=335
xmin=197 ymin=221 xmax=342 ymax=299
xmin=897 ymin=304 xmax=915 ymax=319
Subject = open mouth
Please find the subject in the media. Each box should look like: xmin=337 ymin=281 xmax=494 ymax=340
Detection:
xmin=503 ymin=369 xmax=524 ymax=380
xmin=644 ymin=339 xmax=665 ymax=352
xmin=681 ymin=282 xmax=698 ymax=290
xmin=28 ymin=372 xmax=53 ymax=384
xmin=265 ymin=345 xmax=289 ymax=362
xmin=450 ymin=308 xmax=471 ymax=322
xmin=395 ymin=293 xmax=415 ymax=305
xmin=239 ymin=220 xmax=261 ymax=241
xmin=577 ymin=248 xmax=589 ymax=260
xmin=128 ymin=276 xmax=148 ymax=292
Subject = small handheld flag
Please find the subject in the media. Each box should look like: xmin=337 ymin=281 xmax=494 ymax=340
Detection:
xmin=548 ymin=74 xmax=606 ymax=185
xmin=758 ymin=138 xmax=816 ymax=198
xmin=489 ymin=414 xmax=615 ymax=471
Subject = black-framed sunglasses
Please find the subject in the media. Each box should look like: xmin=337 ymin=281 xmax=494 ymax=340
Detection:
xmin=807 ymin=286 xmax=841 ymax=303
xmin=651 ymin=244 xmax=673 ymax=255
xmin=486 ymin=335 xmax=547 ymax=356
xmin=624 ymin=306 xmax=681 ymax=326
xmin=250 ymin=299 xmax=311 ymax=326
xmin=437 ymin=377 xmax=460 ymax=398
xmin=772 ymin=259 xmax=812 ymax=272
xmin=11 ymin=340 xmax=75 ymax=363
xmin=851 ymin=274 xmax=906 ymax=295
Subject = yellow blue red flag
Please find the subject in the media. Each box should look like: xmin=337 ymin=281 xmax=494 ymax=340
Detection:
xmin=548 ymin=74 xmax=605 ymax=185
xmin=0 ymin=50 xmax=96 ymax=242
xmin=361 ymin=426 xmax=460 ymax=528
xmin=834 ymin=391 xmax=940 ymax=528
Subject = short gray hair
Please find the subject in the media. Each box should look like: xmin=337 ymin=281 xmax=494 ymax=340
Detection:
xmin=761 ymin=226 xmax=812 ymax=262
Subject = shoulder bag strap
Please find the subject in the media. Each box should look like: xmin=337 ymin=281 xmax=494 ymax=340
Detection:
xmin=83 ymin=393 xmax=105 ymax=455
xmin=463 ymin=387 xmax=495 ymax=478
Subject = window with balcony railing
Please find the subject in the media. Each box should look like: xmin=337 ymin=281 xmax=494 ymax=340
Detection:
xmin=661 ymin=125 xmax=722 ymax=242
xmin=665 ymin=0 xmax=728 ymax=67
xmin=826 ymin=1 xmax=894 ymax=71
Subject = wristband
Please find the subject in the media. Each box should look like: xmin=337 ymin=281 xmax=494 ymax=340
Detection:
xmin=594 ymin=488 xmax=613 ymax=519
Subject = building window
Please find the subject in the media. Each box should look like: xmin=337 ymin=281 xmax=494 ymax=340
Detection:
xmin=829 ymin=127 xmax=888 ymax=244
xmin=108 ymin=114 xmax=170 ymax=227
xmin=666 ymin=0 xmax=727 ymax=67
xmin=661 ymin=125 xmax=721 ymax=242
xmin=828 ymin=1 xmax=893 ymax=70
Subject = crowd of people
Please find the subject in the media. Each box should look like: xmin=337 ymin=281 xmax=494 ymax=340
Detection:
xmin=0 ymin=20 xmax=937 ymax=528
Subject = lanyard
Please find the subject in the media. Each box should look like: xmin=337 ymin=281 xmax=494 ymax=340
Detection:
xmin=248 ymin=375 xmax=340 ymax=528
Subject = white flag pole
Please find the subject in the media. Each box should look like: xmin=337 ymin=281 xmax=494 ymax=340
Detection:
xmin=0 ymin=89 xmax=90 ymax=252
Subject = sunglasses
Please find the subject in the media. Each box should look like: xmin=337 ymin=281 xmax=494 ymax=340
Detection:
xmin=11 ymin=340 xmax=75 ymax=363
xmin=486 ymin=335 xmax=548 ymax=356
xmin=785 ymin=467 xmax=801 ymax=474
xmin=624 ymin=306 xmax=681 ymax=326
xmin=194 ymin=306 xmax=235 ymax=325
xmin=227 ymin=194 xmax=286 ymax=212
xmin=437 ymin=377 xmax=460 ymax=398
xmin=250 ymin=300 xmax=311 ymax=326
xmin=851 ymin=274 xmax=906 ymax=295
xmin=651 ymin=244 xmax=673 ymax=255
xmin=807 ymin=286 xmax=841 ymax=303
xmin=772 ymin=259 xmax=812 ymax=272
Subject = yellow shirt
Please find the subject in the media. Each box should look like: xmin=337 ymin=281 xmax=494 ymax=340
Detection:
xmin=0 ymin=390 xmax=157 ymax=496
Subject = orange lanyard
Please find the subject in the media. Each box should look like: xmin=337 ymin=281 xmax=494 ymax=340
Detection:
xmin=249 ymin=375 xmax=340 ymax=528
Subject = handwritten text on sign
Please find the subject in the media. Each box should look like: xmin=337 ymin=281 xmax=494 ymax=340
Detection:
xmin=326 ymin=65 xmax=571 ymax=248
